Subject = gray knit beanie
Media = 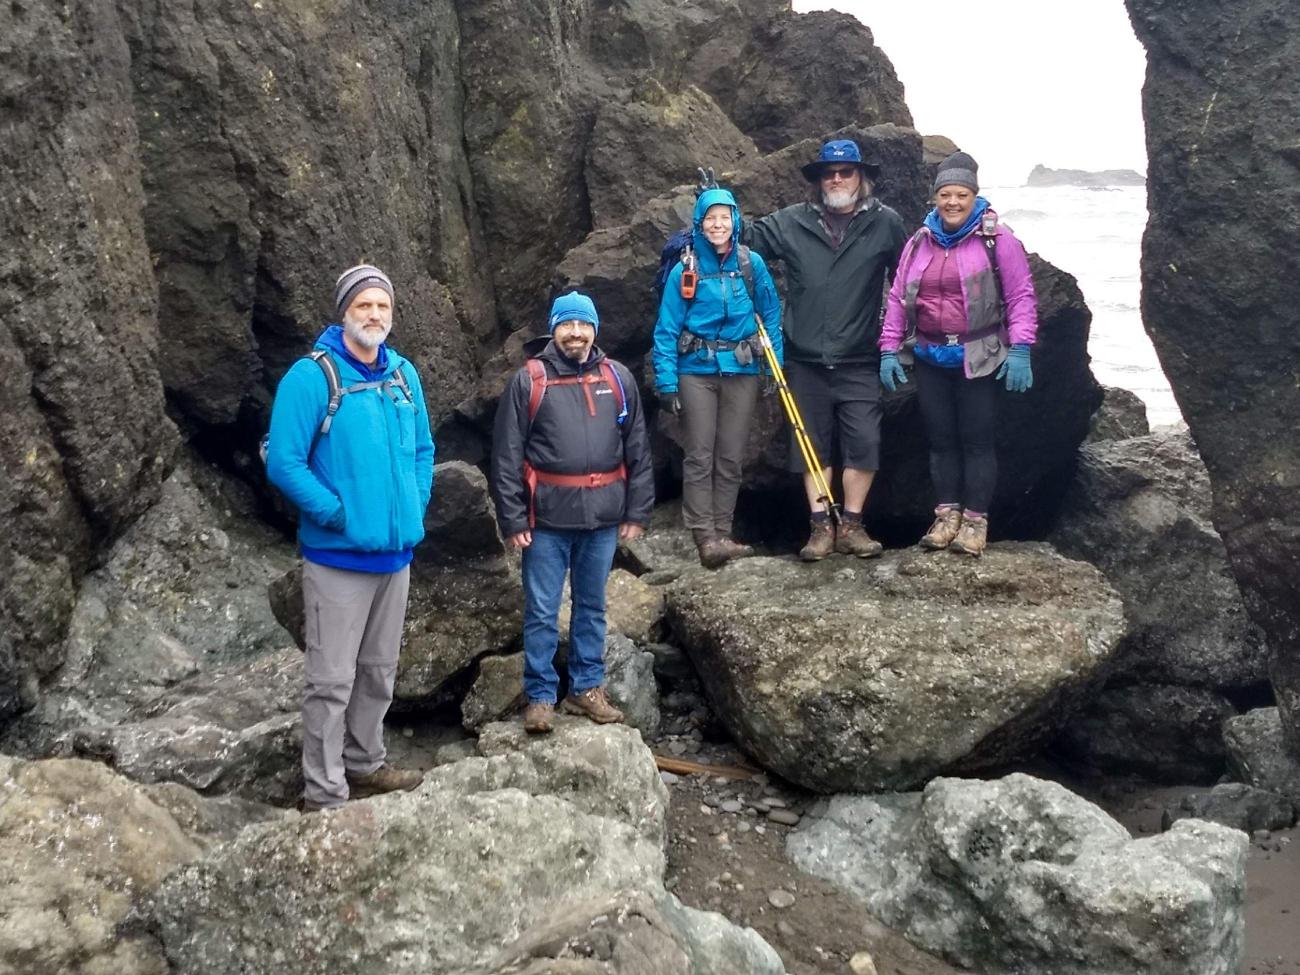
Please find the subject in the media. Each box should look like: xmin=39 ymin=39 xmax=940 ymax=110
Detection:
xmin=334 ymin=264 xmax=394 ymax=317
xmin=931 ymin=151 xmax=979 ymax=195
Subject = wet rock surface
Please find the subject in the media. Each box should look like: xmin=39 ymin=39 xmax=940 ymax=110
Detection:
xmin=1128 ymin=0 xmax=1300 ymax=753
xmin=1 ymin=456 xmax=297 ymax=757
xmin=1224 ymin=708 xmax=1300 ymax=803
xmin=789 ymin=773 xmax=1248 ymax=975
xmin=1085 ymin=385 xmax=1151 ymax=442
xmin=1049 ymin=429 xmax=1267 ymax=690
xmin=1052 ymin=683 xmax=1237 ymax=784
xmin=666 ymin=545 xmax=1125 ymax=792
xmin=1162 ymin=783 xmax=1297 ymax=835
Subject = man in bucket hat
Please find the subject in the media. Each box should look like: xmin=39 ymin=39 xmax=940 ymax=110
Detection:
xmin=744 ymin=138 xmax=907 ymax=561
xmin=490 ymin=291 xmax=654 ymax=734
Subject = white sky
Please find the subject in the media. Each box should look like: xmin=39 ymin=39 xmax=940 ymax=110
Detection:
xmin=792 ymin=0 xmax=1148 ymax=187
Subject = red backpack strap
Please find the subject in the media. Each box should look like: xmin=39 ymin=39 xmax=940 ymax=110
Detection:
xmin=526 ymin=358 xmax=548 ymax=423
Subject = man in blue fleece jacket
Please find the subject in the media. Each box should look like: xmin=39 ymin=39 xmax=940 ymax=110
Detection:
xmin=266 ymin=264 xmax=434 ymax=812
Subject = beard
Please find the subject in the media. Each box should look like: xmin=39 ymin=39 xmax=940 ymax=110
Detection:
xmin=822 ymin=187 xmax=860 ymax=211
xmin=343 ymin=313 xmax=392 ymax=351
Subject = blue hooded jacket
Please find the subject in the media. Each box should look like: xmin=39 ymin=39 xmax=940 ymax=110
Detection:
xmin=266 ymin=325 xmax=435 ymax=572
xmin=652 ymin=188 xmax=784 ymax=393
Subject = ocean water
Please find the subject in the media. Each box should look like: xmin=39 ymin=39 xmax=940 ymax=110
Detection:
xmin=986 ymin=183 xmax=1182 ymax=428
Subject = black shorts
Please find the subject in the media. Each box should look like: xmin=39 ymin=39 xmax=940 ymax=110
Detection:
xmin=784 ymin=360 xmax=881 ymax=472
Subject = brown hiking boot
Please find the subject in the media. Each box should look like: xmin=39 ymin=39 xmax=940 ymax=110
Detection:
xmin=296 ymin=797 xmax=337 ymax=814
xmin=345 ymin=763 xmax=423 ymax=799
xmin=696 ymin=536 xmax=729 ymax=570
xmin=523 ymin=701 xmax=555 ymax=734
xmin=835 ymin=518 xmax=883 ymax=558
xmin=713 ymin=537 xmax=755 ymax=564
xmin=561 ymin=686 xmax=624 ymax=724
xmin=920 ymin=507 xmax=963 ymax=550
xmin=799 ymin=519 xmax=836 ymax=561
xmin=949 ymin=514 xmax=988 ymax=557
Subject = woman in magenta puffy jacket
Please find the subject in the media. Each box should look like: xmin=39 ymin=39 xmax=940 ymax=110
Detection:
xmin=878 ymin=151 xmax=1038 ymax=556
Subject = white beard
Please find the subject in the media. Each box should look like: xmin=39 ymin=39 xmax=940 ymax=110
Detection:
xmin=343 ymin=314 xmax=392 ymax=350
xmin=822 ymin=187 xmax=859 ymax=211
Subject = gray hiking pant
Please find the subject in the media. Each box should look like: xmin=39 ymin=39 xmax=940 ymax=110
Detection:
xmin=679 ymin=373 xmax=760 ymax=536
xmin=301 ymin=560 xmax=409 ymax=806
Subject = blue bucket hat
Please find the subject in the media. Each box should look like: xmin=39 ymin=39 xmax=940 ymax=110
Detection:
xmin=548 ymin=291 xmax=600 ymax=333
xmin=801 ymin=139 xmax=882 ymax=183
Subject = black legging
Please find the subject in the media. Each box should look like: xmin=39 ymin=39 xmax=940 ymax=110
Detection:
xmin=914 ymin=359 xmax=998 ymax=513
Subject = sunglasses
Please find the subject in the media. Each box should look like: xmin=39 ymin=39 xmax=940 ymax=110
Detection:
xmin=820 ymin=165 xmax=859 ymax=181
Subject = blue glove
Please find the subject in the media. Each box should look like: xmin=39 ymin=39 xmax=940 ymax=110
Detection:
xmin=996 ymin=344 xmax=1033 ymax=392
xmin=879 ymin=351 xmax=907 ymax=393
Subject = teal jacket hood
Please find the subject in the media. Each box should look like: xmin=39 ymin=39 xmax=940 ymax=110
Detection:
xmin=692 ymin=188 xmax=742 ymax=271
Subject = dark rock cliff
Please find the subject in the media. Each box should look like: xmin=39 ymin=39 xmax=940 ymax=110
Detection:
xmin=1 ymin=0 xmax=176 ymax=718
xmin=0 ymin=0 xmax=1095 ymax=725
xmin=1127 ymin=0 xmax=1300 ymax=752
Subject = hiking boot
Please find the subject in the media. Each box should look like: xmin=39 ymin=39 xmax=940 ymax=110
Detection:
xmin=713 ymin=537 xmax=755 ymax=563
xmin=696 ymin=536 xmax=729 ymax=570
xmin=523 ymin=701 xmax=555 ymax=734
xmin=834 ymin=518 xmax=883 ymax=558
xmin=561 ymin=686 xmax=624 ymax=724
xmin=345 ymin=763 xmax=423 ymax=799
xmin=949 ymin=514 xmax=988 ymax=557
xmin=296 ymin=797 xmax=337 ymax=814
xmin=799 ymin=519 xmax=836 ymax=561
xmin=920 ymin=507 xmax=963 ymax=550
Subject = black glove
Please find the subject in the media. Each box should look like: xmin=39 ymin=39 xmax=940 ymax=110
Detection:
xmin=659 ymin=390 xmax=682 ymax=416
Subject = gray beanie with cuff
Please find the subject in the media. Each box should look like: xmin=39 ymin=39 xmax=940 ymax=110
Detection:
xmin=931 ymin=151 xmax=979 ymax=195
xmin=334 ymin=264 xmax=394 ymax=317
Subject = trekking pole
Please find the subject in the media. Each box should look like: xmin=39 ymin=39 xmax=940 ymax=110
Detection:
xmin=754 ymin=315 xmax=841 ymax=526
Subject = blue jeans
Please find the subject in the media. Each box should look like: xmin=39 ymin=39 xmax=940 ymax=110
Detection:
xmin=521 ymin=526 xmax=619 ymax=703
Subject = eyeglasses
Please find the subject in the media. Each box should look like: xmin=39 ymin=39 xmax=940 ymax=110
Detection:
xmin=820 ymin=166 xmax=859 ymax=181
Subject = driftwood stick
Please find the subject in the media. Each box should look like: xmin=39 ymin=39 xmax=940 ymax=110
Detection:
xmin=653 ymin=754 xmax=760 ymax=780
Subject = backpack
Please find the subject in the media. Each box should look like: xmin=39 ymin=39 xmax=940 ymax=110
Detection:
xmin=525 ymin=357 xmax=627 ymax=428
xmin=655 ymin=232 xmax=758 ymax=307
xmin=260 ymin=350 xmax=412 ymax=466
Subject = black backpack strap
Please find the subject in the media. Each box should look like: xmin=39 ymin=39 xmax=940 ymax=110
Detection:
xmin=307 ymin=351 xmax=344 ymax=459
xmin=977 ymin=215 xmax=1006 ymax=310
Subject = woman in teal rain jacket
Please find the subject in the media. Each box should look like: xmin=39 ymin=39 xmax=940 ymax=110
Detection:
xmin=653 ymin=187 xmax=783 ymax=568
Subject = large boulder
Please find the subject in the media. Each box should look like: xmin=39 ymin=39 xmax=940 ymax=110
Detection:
xmin=150 ymin=721 xmax=784 ymax=974
xmin=1127 ymin=0 xmax=1300 ymax=752
xmin=58 ymin=648 xmax=303 ymax=805
xmin=1050 ymin=430 xmax=1267 ymax=689
xmin=0 ymin=756 xmax=284 ymax=975
xmin=0 ymin=0 xmax=176 ymax=722
xmin=789 ymin=773 xmax=1248 ymax=975
xmin=119 ymin=0 xmax=492 ymax=438
xmin=1223 ymin=707 xmax=1300 ymax=803
xmin=665 ymin=545 xmax=1125 ymax=792
xmin=2 ymin=455 xmax=297 ymax=756
xmin=586 ymin=83 xmax=758 ymax=230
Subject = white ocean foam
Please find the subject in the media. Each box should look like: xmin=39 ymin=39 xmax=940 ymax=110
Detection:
xmin=985 ymin=183 xmax=1180 ymax=426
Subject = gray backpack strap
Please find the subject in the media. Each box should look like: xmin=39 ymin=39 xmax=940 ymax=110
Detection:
xmin=736 ymin=245 xmax=756 ymax=305
xmin=388 ymin=366 xmax=413 ymax=403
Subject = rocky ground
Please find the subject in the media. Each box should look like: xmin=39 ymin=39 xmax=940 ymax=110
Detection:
xmin=382 ymin=696 xmax=1299 ymax=975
